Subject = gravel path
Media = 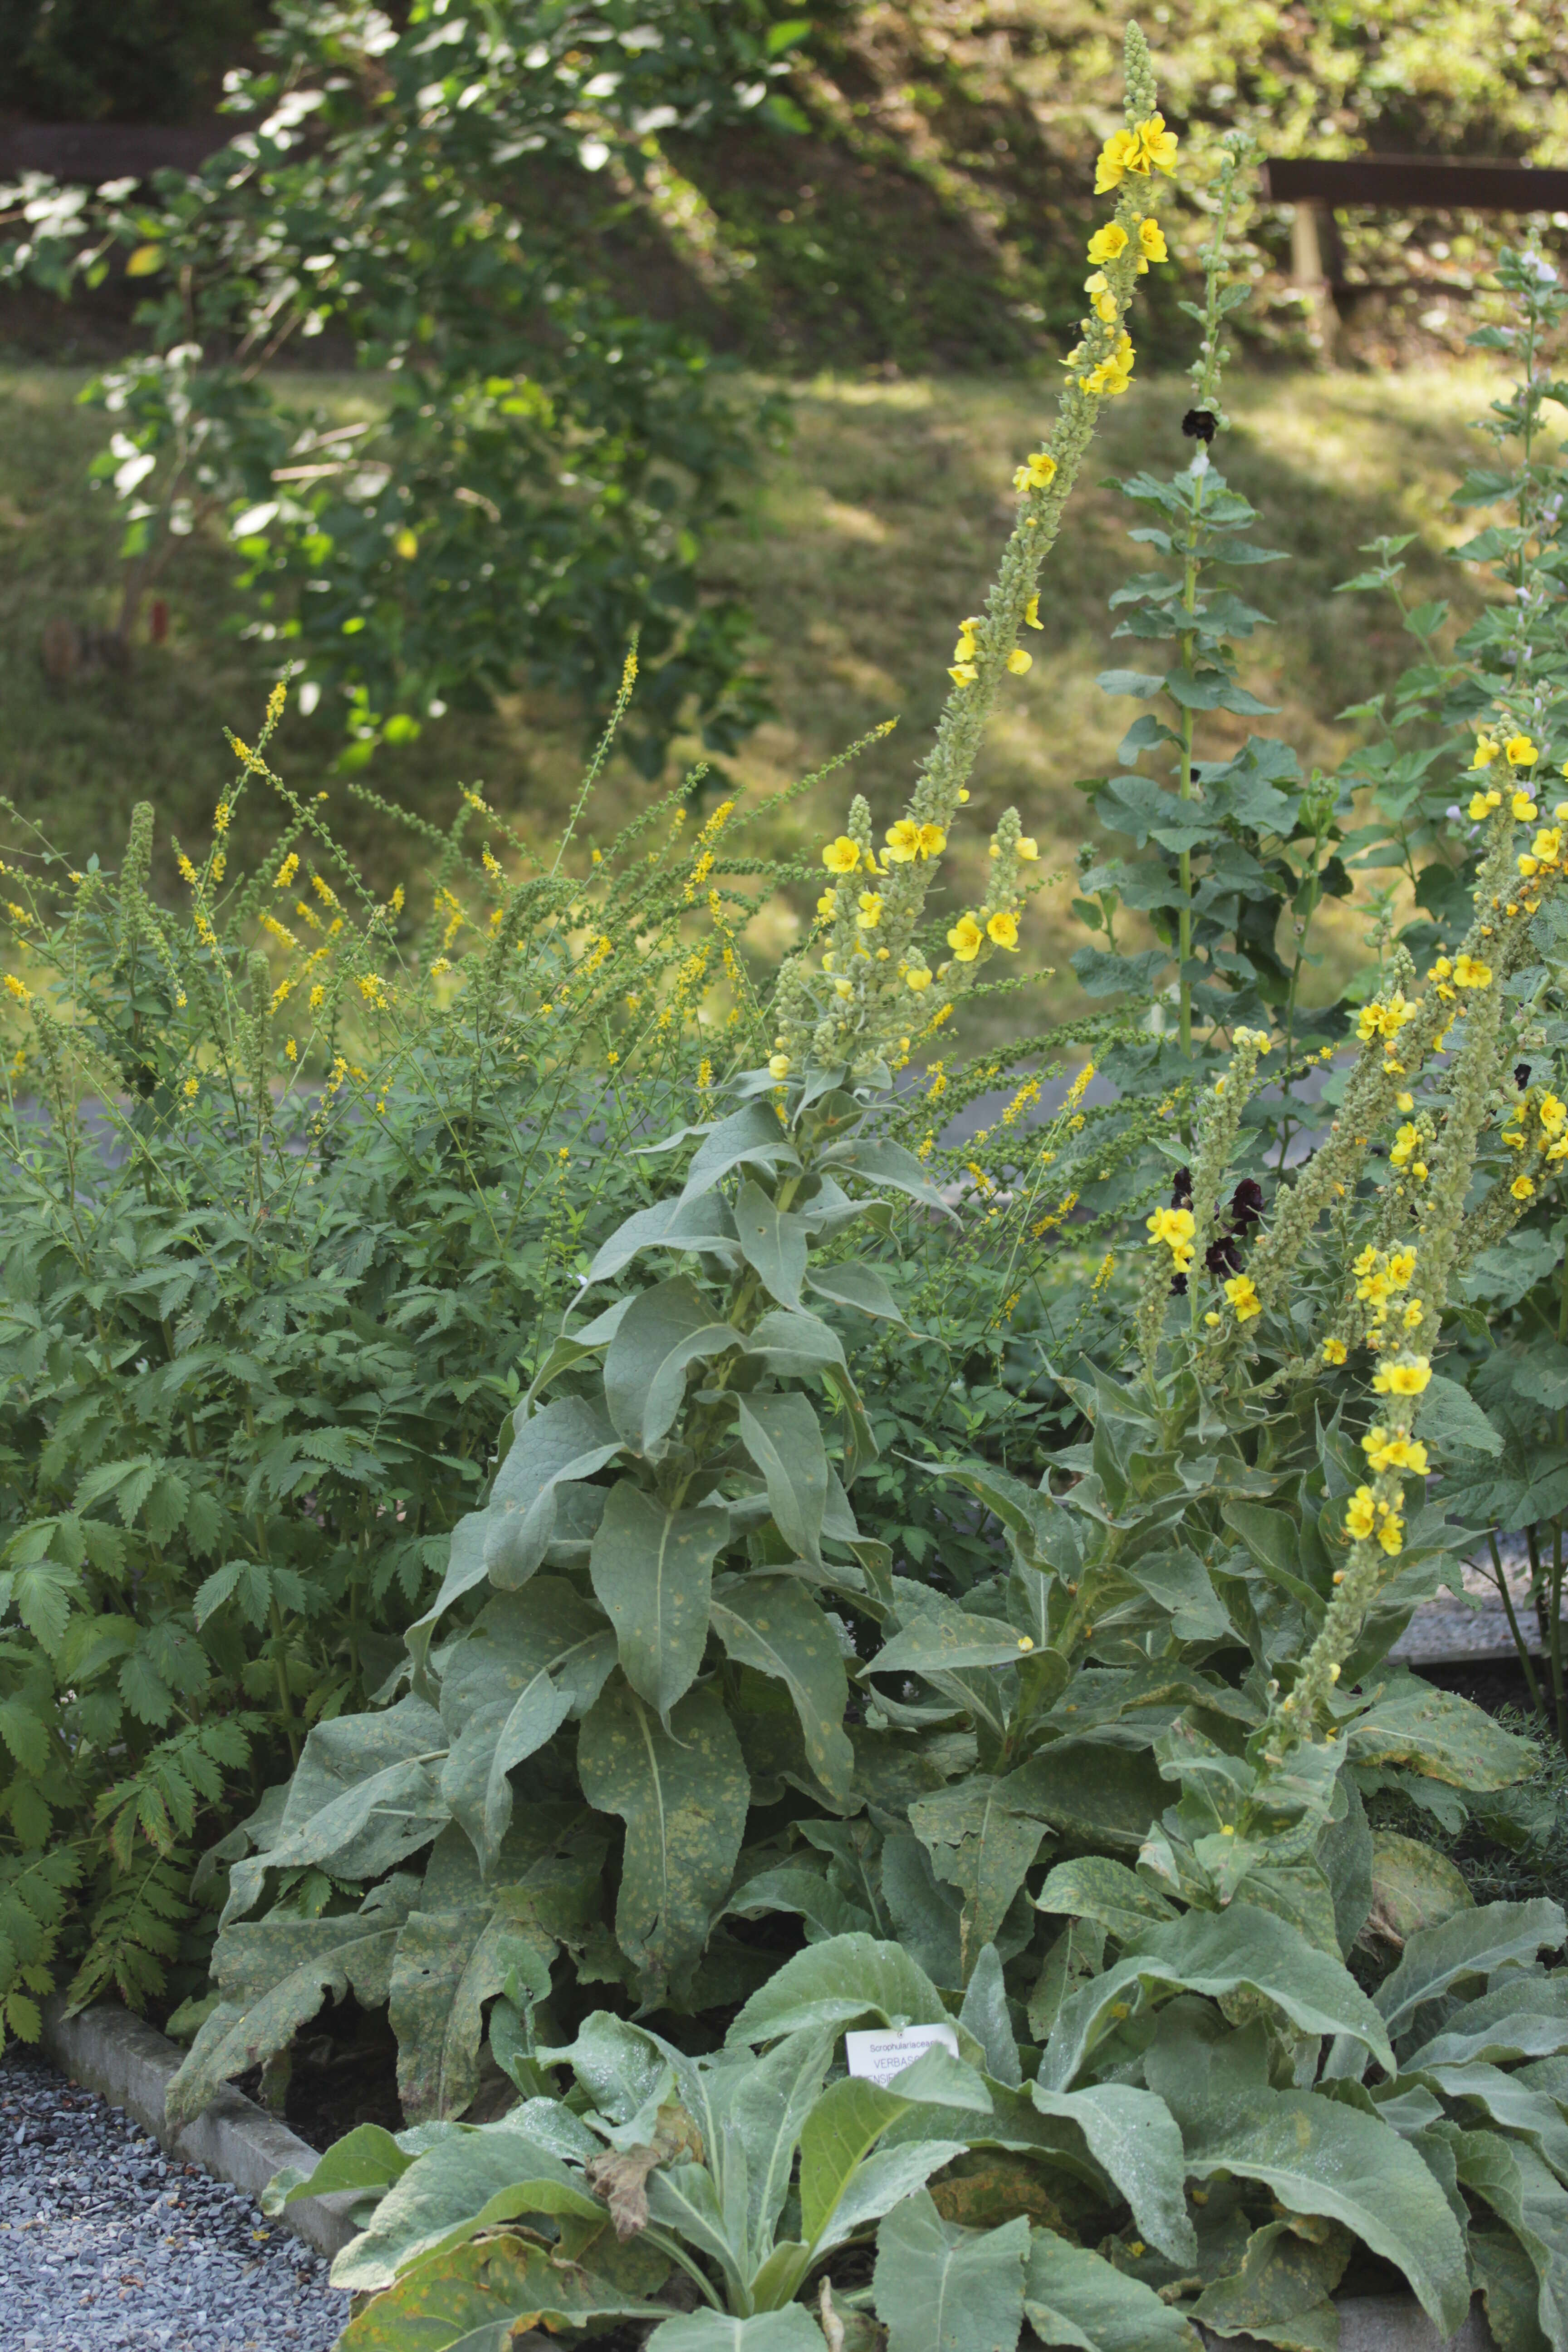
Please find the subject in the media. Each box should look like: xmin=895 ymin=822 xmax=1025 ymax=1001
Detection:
xmin=0 ymin=2048 xmax=349 ymax=2352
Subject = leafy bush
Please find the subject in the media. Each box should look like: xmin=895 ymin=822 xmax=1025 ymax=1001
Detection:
xmin=0 ymin=0 xmax=803 ymax=774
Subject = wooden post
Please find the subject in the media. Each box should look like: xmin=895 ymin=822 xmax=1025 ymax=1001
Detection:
xmin=1290 ymin=198 xmax=1340 ymax=361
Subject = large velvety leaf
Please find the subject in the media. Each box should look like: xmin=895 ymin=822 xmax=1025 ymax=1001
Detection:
xmin=1450 ymin=2127 xmax=1568 ymax=2347
xmin=819 ymin=1136 xmax=953 ymax=1217
xmin=1036 ymin=1857 xmax=1177 ymax=1943
xmin=589 ymin=1484 xmax=728 ymax=1722
xmin=1402 ymin=1975 xmax=1568 ymax=2070
xmin=603 ymin=1277 xmax=742 ymax=1456
xmin=1001 ymin=1742 xmax=1168 ymax=1855
xmin=1190 ymin=2217 xmax=1350 ymax=2350
xmin=1178 ymin=2087 xmax=1470 ymax=2337
xmin=1028 ymin=2084 xmax=1195 ymax=2268
xmin=806 ymin=1260 xmax=909 ymax=1325
xmin=908 ymin=1778 xmax=1049 ymax=1979
xmin=674 ymin=1102 xmax=802 ymax=1206
xmin=1347 ymin=1679 xmax=1538 ymax=1790
xmin=728 ymin=1932 xmax=950 ymax=2047
xmin=332 ymin=2133 xmax=612 ymax=2293
xmin=736 ymin=1391 xmax=828 ymax=1569
xmin=873 ymin=2191 xmax=1029 ymax=2352
xmin=732 ymin=1176 xmax=811 ymax=1310
xmin=799 ymin=2050 xmax=987 ymax=2254
xmin=577 ymin=1675 xmax=748 ymax=2000
xmin=166 ymin=1877 xmax=421 ymax=2127
xmin=586 ymin=1192 xmax=741 ymax=1286
xmin=1416 ymin=2060 xmax=1568 ymax=2185
xmin=388 ymin=1825 xmax=559 ymax=2123
xmin=1039 ymin=1905 xmax=1395 ymax=2091
xmin=709 ymin=1573 xmax=853 ymax=1801
xmin=871 ymin=1610 xmax=1034 ymax=1676
xmin=1375 ymin=1898 xmax=1568 ymax=2043
xmin=339 ymin=2232 xmax=671 ymax=2352
xmin=439 ymin=1583 xmax=614 ymax=1872
xmin=1023 ymin=2231 xmax=1196 ymax=2352
xmin=483 ymin=1396 xmax=626 ymax=1594
xmin=221 ymin=1696 xmax=448 ymax=1925
xmin=645 ymin=2315 xmax=825 ymax=2352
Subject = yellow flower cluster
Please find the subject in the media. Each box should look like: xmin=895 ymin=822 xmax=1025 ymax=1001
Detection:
xmin=1094 ymin=114 xmax=1179 ymax=190
xmin=1224 ymin=1272 xmax=1261 ymax=1322
xmin=274 ymin=852 xmax=299 ymax=889
xmin=1344 ymin=1485 xmax=1405 ymax=1555
xmin=1362 ymin=1424 xmax=1430 ymax=1476
xmin=1146 ymin=1203 xmax=1196 ymax=1274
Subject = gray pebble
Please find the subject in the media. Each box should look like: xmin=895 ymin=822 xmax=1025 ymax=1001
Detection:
xmin=0 ymin=2048 xmax=348 ymax=2352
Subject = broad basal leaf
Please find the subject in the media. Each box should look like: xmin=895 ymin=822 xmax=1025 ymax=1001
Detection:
xmin=589 ymin=1485 xmax=728 ymax=1722
xmin=728 ymin=1932 xmax=951 ymax=2047
xmin=577 ymin=1675 xmax=748 ymax=2000
xmin=333 ymin=2140 xmax=614 ymax=2294
xmin=1028 ymin=2084 xmax=1195 ymax=2268
xmin=339 ymin=2231 xmax=670 ymax=2352
xmin=1023 ymin=2230 xmax=1197 ymax=2352
xmin=1375 ymin=1898 xmax=1568 ymax=2044
xmin=873 ymin=2191 xmax=1029 ymax=2352
xmin=1036 ymin=1857 xmax=1177 ymax=1944
xmin=908 ymin=1778 xmax=1049 ymax=1979
xmin=1190 ymin=2216 xmax=1350 ymax=2351
xmin=1348 ymin=1679 xmax=1538 ymax=1792
xmin=166 ymin=1877 xmax=421 ymax=2128
xmin=644 ymin=2315 xmax=825 ymax=2352
xmin=1039 ymin=1904 xmax=1395 ymax=2091
xmin=1450 ymin=2127 xmax=1568 ymax=2348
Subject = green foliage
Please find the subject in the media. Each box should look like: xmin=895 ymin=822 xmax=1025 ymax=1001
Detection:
xmin=0 ymin=1 xmax=800 ymax=774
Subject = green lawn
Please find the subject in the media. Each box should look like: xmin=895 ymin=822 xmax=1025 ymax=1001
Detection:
xmin=0 ymin=361 xmax=1504 ymax=1019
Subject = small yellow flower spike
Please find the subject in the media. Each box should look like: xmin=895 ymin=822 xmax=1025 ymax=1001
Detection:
xmin=1345 ymin=1486 xmax=1377 ymax=1540
xmin=1007 ymin=648 xmax=1033 ymax=675
xmin=822 ymin=837 xmax=861 ymax=875
xmin=1507 ymin=734 xmax=1539 ymax=766
xmin=947 ymin=914 xmax=985 ymax=962
xmin=1087 ymin=221 xmax=1130 ymax=265
xmin=987 ymin=910 xmax=1020 ymax=950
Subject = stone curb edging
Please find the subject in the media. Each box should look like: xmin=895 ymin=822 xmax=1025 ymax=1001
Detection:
xmin=34 ymin=2001 xmax=1499 ymax=2348
xmin=38 ymin=1998 xmax=358 ymax=2260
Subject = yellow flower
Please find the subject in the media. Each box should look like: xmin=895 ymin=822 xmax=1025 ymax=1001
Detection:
xmin=1453 ymin=953 xmax=1492 ymax=989
xmin=394 ymin=528 xmax=419 ymax=560
xmin=1345 ymin=1486 xmax=1377 ymax=1540
xmin=309 ymin=983 xmax=326 ymax=1011
xmin=1013 ymin=451 xmax=1056 ymax=494
xmin=1025 ymin=595 xmax=1041 ymax=630
xmin=1539 ymin=1092 xmax=1566 ymax=1135
xmin=885 ymin=820 xmax=921 ymax=863
xmin=822 ymin=837 xmax=861 ymax=875
xmin=274 ymin=852 xmax=299 ymax=889
xmin=1373 ymin=1357 xmax=1432 ymax=1397
xmin=1533 ymin=828 xmax=1563 ymax=863
xmin=768 ymin=1053 xmax=791 ymax=1079
xmin=1007 ymin=648 xmax=1033 ymax=675
xmin=1087 ymin=222 xmax=1130 ymax=265
xmin=1507 ymin=735 xmax=1539 ymax=766
xmin=1468 ymin=791 xmax=1494 ymax=822
xmin=1513 ymin=793 xmax=1539 ymax=822
xmin=1390 ymin=1123 xmax=1419 ymax=1169
xmin=1402 ymin=1300 xmax=1425 ymax=1330
xmin=1377 ymin=1513 xmax=1405 ymax=1557
xmin=856 ymin=891 xmax=883 ymax=931
xmin=1135 ymin=114 xmax=1178 ymax=174
xmin=987 ymin=910 xmax=1020 ymax=950
xmin=1137 ymin=216 xmax=1168 ymax=262
xmin=815 ymin=889 xmax=838 ymax=920
xmin=1094 ymin=127 xmax=1141 ymax=191
xmin=1396 ymin=1092 xmax=1415 ymax=1112
xmin=177 ymin=853 xmax=199 ymax=886
xmin=183 ymin=1076 xmax=200 ymax=1100
xmin=284 ymin=1038 xmax=297 ymax=1062
xmin=947 ymin=914 xmax=985 ymax=962
xmin=1224 ymin=1274 xmax=1261 ymax=1323
xmin=917 ymin=823 xmax=946 ymax=858
xmin=2 ymin=973 xmax=30 ymax=1004
xmin=949 ymin=661 xmax=978 ymax=687
xmin=1322 ymin=1337 xmax=1348 ymax=1366
xmin=1472 ymin=735 xmax=1500 ymax=769
xmin=905 ymin=966 xmax=932 ymax=992
xmin=1017 ymin=836 xmax=1039 ymax=860
xmin=1512 ymin=1174 xmax=1536 ymax=1200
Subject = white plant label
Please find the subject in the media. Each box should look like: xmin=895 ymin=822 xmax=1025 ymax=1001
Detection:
xmin=843 ymin=2021 xmax=959 ymax=2088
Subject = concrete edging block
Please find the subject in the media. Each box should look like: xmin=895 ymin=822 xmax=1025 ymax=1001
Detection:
xmin=38 ymin=1998 xmax=358 ymax=2259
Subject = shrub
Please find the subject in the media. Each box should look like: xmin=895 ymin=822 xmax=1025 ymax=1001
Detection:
xmin=0 ymin=1 xmax=801 ymax=774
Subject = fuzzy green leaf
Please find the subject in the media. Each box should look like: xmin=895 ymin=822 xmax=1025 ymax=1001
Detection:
xmin=590 ymin=1485 xmax=728 ymax=1722
xmin=603 ymin=1278 xmax=742 ymax=1457
xmin=735 ymin=1391 xmax=828 ymax=1569
xmin=873 ymin=2192 xmax=1029 ymax=2352
xmin=710 ymin=1573 xmax=853 ymax=1801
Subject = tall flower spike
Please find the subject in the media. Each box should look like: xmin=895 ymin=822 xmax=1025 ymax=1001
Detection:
xmin=773 ymin=24 xmax=1170 ymax=1080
